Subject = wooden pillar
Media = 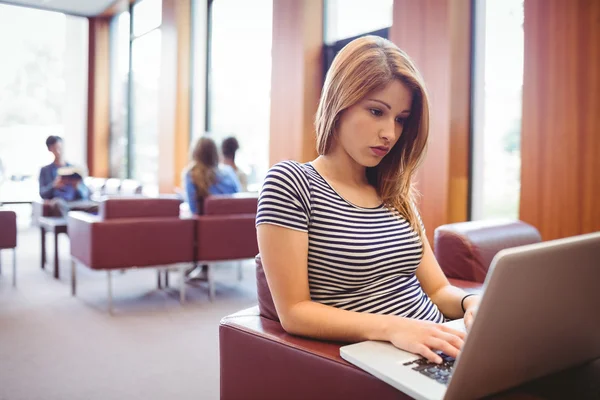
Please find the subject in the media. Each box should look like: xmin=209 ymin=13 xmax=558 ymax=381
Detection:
xmin=158 ymin=0 xmax=192 ymax=193
xmin=390 ymin=0 xmax=472 ymax=243
xmin=269 ymin=0 xmax=323 ymax=165
xmin=87 ymin=17 xmax=111 ymax=177
xmin=520 ymin=0 xmax=600 ymax=241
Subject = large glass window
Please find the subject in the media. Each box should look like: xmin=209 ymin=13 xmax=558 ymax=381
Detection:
xmin=206 ymin=0 xmax=272 ymax=191
xmin=130 ymin=29 xmax=161 ymax=185
xmin=108 ymin=0 xmax=161 ymax=189
xmin=471 ymin=0 xmax=524 ymax=220
xmin=324 ymin=0 xmax=393 ymax=44
xmin=109 ymin=12 xmax=131 ymax=179
xmin=0 ymin=4 xmax=88 ymax=210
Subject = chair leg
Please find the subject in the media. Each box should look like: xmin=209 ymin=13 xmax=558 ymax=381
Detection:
xmin=107 ymin=270 xmax=113 ymax=315
xmin=71 ymin=260 xmax=77 ymax=296
xmin=237 ymin=261 xmax=243 ymax=282
xmin=179 ymin=264 xmax=186 ymax=304
xmin=208 ymin=264 xmax=215 ymax=302
xmin=12 ymin=248 xmax=16 ymax=287
xmin=157 ymin=270 xmax=163 ymax=289
xmin=164 ymin=270 xmax=169 ymax=288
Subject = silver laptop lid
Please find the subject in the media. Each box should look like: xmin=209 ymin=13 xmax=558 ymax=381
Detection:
xmin=445 ymin=232 xmax=600 ymax=400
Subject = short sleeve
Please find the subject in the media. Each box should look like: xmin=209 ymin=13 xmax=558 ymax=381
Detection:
xmin=256 ymin=161 xmax=311 ymax=232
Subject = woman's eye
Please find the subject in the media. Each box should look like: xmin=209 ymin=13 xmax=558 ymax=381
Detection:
xmin=369 ymin=108 xmax=383 ymax=117
xmin=395 ymin=117 xmax=407 ymax=125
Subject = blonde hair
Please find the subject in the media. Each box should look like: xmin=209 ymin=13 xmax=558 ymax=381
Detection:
xmin=315 ymin=35 xmax=430 ymax=240
xmin=187 ymin=136 xmax=219 ymax=198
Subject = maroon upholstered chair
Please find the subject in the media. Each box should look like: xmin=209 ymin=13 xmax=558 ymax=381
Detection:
xmin=219 ymin=220 xmax=541 ymax=400
xmin=180 ymin=194 xmax=259 ymax=302
xmin=0 ymin=210 xmax=17 ymax=287
xmin=434 ymin=220 xmax=542 ymax=283
xmin=68 ymin=197 xmax=194 ymax=313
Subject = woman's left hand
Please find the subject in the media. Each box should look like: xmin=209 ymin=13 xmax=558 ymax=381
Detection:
xmin=463 ymin=295 xmax=481 ymax=332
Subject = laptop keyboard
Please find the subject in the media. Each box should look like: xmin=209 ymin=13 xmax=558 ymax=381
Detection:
xmin=402 ymin=353 xmax=456 ymax=385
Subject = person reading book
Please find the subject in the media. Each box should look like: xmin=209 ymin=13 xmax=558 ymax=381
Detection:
xmin=39 ymin=136 xmax=97 ymax=217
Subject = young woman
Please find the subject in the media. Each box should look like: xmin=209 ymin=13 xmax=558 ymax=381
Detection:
xmin=184 ymin=136 xmax=241 ymax=214
xmin=256 ymin=36 xmax=481 ymax=365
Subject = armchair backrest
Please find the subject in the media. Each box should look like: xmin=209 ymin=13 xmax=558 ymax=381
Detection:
xmin=99 ymin=197 xmax=182 ymax=220
xmin=255 ymin=254 xmax=280 ymax=322
xmin=434 ymin=219 xmax=542 ymax=283
xmin=204 ymin=193 xmax=258 ymax=215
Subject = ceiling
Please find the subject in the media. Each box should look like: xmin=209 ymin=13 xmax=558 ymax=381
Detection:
xmin=0 ymin=0 xmax=116 ymax=17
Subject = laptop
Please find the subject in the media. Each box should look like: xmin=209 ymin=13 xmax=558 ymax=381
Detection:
xmin=340 ymin=232 xmax=600 ymax=400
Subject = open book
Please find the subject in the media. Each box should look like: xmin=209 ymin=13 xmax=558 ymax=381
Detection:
xmin=57 ymin=166 xmax=87 ymax=180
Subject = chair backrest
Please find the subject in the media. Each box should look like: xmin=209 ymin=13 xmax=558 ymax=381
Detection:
xmin=99 ymin=197 xmax=182 ymax=220
xmin=0 ymin=210 xmax=17 ymax=249
xmin=434 ymin=219 xmax=542 ymax=283
xmin=255 ymin=254 xmax=280 ymax=322
xmin=204 ymin=193 xmax=258 ymax=215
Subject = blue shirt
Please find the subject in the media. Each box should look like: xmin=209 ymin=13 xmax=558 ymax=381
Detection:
xmin=185 ymin=165 xmax=241 ymax=214
xmin=39 ymin=163 xmax=90 ymax=201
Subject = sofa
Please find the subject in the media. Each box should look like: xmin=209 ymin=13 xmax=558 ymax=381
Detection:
xmin=68 ymin=196 xmax=194 ymax=313
xmin=68 ymin=193 xmax=259 ymax=312
xmin=219 ymin=220 xmax=542 ymax=400
xmin=0 ymin=210 xmax=17 ymax=286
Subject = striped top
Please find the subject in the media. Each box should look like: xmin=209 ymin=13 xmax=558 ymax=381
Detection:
xmin=256 ymin=160 xmax=444 ymax=322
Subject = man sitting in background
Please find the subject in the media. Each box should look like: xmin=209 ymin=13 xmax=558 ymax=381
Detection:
xmin=39 ymin=135 xmax=97 ymax=216
xmin=221 ymin=136 xmax=249 ymax=192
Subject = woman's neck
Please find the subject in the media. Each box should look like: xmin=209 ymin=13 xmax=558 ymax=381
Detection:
xmin=53 ymin=158 xmax=66 ymax=167
xmin=313 ymin=147 xmax=367 ymax=187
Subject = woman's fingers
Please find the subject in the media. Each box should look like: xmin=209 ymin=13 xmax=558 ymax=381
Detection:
xmin=434 ymin=330 xmax=465 ymax=351
xmin=416 ymin=344 xmax=443 ymax=364
xmin=426 ymin=337 xmax=461 ymax=359
xmin=440 ymin=324 xmax=467 ymax=340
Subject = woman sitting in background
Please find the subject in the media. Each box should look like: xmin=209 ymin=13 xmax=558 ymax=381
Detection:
xmin=184 ymin=136 xmax=241 ymax=214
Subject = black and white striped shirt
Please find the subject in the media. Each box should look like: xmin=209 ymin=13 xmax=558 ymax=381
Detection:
xmin=256 ymin=161 xmax=444 ymax=322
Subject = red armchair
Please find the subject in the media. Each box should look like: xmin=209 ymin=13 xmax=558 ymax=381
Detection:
xmin=181 ymin=193 xmax=258 ymax=302
xmin=0 ymin=210 xmax=17 ymax=286
xmin=219 ymin=220 xmax=542 ymax=400
xmin=68 ymin=197 xmax=194 ymax=313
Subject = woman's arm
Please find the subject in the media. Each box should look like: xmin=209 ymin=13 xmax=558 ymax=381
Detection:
xmin=184 ymin=173 xmax=198 ymax=214
xmin=258 ymin=223 xmax=467 ymax=363
xmin=415 ymin=235 xmax=481 ymax=325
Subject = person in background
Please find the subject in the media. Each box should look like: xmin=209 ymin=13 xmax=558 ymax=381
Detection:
xmin=221 ymin=136 xmax=248 ymax=192
xmin=184 ymin=136 xmax=241 ymax=215
xmin=39 ymin=135 xmax=96 ymax=216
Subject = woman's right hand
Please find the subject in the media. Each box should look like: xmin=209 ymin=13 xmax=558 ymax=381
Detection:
xmin=387 ymin=317 xmax=466 ymax=364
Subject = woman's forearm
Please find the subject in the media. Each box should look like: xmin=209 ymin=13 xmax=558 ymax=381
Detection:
xmin=429 ymin=285 xmax=475 ymax=320
xmin=282 ymin=300 xmax=396 ymax=343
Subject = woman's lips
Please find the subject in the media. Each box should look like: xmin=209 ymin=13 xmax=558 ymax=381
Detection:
xmin=370 ymin=147 xmax=389 ymax=157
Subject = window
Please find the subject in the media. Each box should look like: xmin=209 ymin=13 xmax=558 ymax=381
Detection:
xmin=205 ymin=0 xmax=273 ymax=191
xmin=108 ymin=0 xmax=162 ymax=189
xmin=323 ymin=0 xmax=392 ymax=76
xmin=109 ymin=12 xmax=131 ymax=179
xmin=471 ymin=0 xmax=524 ymax=220
xmin=324 ymin=0 xmax=393 ymax=44
xmin=0 ymin=4 xmax=88 ymax=212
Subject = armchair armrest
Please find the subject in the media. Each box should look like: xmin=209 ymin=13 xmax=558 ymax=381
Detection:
xmin=220 ymin=306 xmax=405 ymax=400
xmin=434 ymin=220 xmax=542 ymax=283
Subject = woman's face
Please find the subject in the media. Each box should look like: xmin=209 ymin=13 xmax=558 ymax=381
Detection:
xmin=333 ymin=80 xmax=413 ymax=168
